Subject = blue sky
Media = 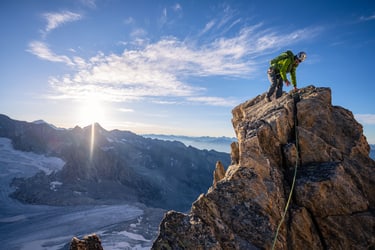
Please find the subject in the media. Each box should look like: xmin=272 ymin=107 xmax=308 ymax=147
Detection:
xmin=1 ymin=0 xmax=374 ymax=143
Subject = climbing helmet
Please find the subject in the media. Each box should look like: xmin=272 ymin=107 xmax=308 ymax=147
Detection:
xmin=296 ymin=51 xmax=307 ymax=62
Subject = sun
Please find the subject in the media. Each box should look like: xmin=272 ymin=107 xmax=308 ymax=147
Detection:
xmin=77 ymin=97 xmax=107 ymax=127
xmin=75 ymin=97 xmax=108 ymax=161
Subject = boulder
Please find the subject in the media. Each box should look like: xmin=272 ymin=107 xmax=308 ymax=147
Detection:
xmin=70 ymin=234 xmax=103 ymax=250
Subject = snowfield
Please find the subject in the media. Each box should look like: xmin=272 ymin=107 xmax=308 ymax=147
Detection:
xmin=0 ymin=137 xmax=163 ymax=250
xmin=0 ymin=138 xmax=65 ymax=176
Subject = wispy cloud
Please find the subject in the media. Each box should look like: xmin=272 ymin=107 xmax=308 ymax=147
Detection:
xmin=30 ymin=19 xmax=320 ymax=106
xmin=186 ymin=96 xmax=238 ymax=107
xmin=119 ymin=108 xmax=134 ymax=113
xmin=355 ymin=114 xmax=375 ymax=125
xmin=42 ymin=11 xmax=82 ymax=34
xmin=124 ymin=17 xmax=135 ymax=25
xmin=27 ymin=41 xmax=74 ymax=65
xmin=217 ymin=5 xmax=237 ymax=30
xmin=197 ymin=5 xmax=241 ymax=39
xmin=130 ymin=28 xmax=147 ymax=38
xmin=200 ymin=20 xmax=216 ymax=36
xmin=159 ymin=8 xmax=168 ymax=27
xmin=79 ymin=0 xmax=96 ymax=8
xmin=173 ymin=3 xmax=182 ymax=12
xmin=359 ymin=13 xmax=375 ymax=22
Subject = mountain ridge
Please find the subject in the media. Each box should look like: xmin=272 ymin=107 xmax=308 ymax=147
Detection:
xmin=143 ymin=134 xmax=236 ymax=153
xmin=0 ymin=114 xmax=230 ymax=211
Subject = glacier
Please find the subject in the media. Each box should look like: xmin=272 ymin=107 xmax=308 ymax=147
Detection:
xmin=0 ymin=137 xmax=162 ymax=250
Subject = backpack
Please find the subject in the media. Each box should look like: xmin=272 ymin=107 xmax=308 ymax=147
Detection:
xmin=270 ymin=50 xmax=294 ymax=65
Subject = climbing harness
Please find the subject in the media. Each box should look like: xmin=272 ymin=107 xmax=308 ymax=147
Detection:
xmin=271 ymin=92 xmax=301 ymax=250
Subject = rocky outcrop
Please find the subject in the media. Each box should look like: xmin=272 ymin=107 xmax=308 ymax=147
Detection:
xmin=152 ymin=86 xmax=375 ymax=249
xmin=70 ymin=234 xmax=103 ymax=250
xmin=212 ymin=161 xmax=225 ymax=189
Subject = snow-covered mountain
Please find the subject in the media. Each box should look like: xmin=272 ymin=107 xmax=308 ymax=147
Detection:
xmin=0 ymin=114 xmax=230 ymax=210
xmin=370 ymin=144 xmax=375 ymax=159
xmin=0 ymin=113 xmax=230 ymax=249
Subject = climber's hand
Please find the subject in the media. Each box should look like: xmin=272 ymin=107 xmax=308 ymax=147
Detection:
xmin=285 ymin=80 xmax=290 ymax=86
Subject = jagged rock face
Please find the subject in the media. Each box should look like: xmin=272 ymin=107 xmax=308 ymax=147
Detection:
xmin=152 ymin=86 xmax=375 ymax=249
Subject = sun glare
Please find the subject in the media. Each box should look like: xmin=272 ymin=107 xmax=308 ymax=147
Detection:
xmin=77 ymin=98 xmax=107 ymax=127
xmin=76 ymin=97 xmax=108 ymax=162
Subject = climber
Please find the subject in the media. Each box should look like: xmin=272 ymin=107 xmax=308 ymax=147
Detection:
xmin=265 ymin=51 xmax=306 ymax=102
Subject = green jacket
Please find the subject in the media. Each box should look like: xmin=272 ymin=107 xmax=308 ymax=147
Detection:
xmin=271 ymin=55 xmax=298 ymax=87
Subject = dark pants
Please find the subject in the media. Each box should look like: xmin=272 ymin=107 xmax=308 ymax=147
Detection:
xmin=267 ymin=68 xmax=283 ymax=99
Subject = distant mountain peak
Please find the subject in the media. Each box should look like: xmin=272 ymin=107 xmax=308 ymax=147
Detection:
xmin=32 ymin=119 xmax=47 ymax=124
xmin=82 ymin=122 xmax=106 ymax=132
xmin=32 ymin=119 xmax=63 ymax=130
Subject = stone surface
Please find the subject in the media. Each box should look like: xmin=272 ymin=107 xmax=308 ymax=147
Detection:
xmin=152 ymin=86 xmax=375 ymax=250
xmin=212 ymin=161 xmax=225 ymax=188
xmin=70 ymin=234 xmax=103 ymax=250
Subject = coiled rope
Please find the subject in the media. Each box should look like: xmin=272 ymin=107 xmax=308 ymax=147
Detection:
xmin=271 ymin=93 xmax=300 ymax=250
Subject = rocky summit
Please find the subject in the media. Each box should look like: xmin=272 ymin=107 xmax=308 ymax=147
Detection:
xmin=152 ymin=86 xmax=375 ymax=250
